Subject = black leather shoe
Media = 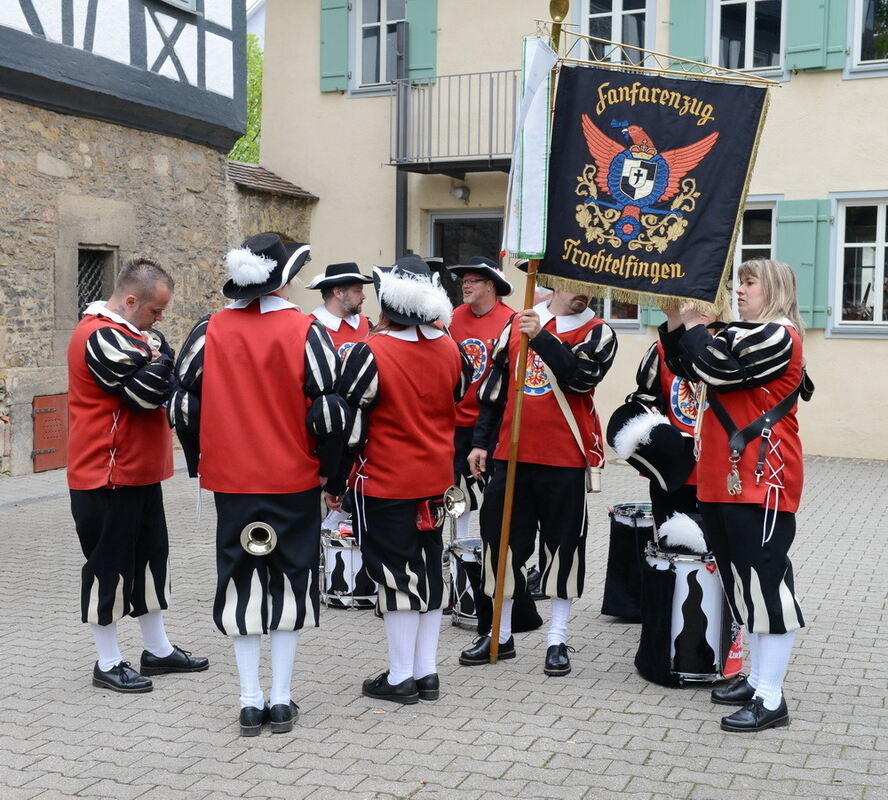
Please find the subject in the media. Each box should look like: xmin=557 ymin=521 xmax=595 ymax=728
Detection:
xmin=543 ymin=643 xmax=575 ymax=676
xmin=415 ymin=673 xmax=439 ymax=701
xmin=239 ymin=703 xmax=270 ymax=737
xmin=92 ymin=661 xmax=153 ymax=693
xmin=711 ymin=674 xmax=755 ymax=705
xmin=362 ymin=672 xmax=419 ymax=704
xmin=140 ymin=645 xmax=209 ymax=676
xmin=720 ymin=697 xmax=789 ymax=732
xmin=269 ymin=701 xmax=299 ymax=734
xmin=458 ymin=635 xmax=516 ymax=665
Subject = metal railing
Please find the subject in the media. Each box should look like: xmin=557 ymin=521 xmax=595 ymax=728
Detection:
xmin=390 ymin=69 xmax=521 ymax=167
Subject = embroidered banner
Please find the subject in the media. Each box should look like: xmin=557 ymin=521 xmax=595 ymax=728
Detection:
xmin=538 ymin=66 xmax=768 ymax=307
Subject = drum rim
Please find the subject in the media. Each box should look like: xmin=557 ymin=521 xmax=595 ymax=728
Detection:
xmin=644 ymin=542 xmax=714 ymax=563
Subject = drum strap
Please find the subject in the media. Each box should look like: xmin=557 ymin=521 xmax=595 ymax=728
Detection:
xmin=706 ymin=370 xmax=813 ymax=489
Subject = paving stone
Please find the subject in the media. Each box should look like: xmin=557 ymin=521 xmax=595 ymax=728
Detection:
xmin=0 ymin=455 xmax=885 ymax=800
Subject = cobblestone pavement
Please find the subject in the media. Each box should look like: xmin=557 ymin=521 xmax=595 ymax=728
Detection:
xmin=0 ymin=454 xmax=886 ymax=800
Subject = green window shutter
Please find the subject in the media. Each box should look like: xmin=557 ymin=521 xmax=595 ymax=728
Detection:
xmin=640 ymin=306 xmax=667 ymax=327
xmin=320 ymin=0 xmax=348 ymax=92
xmin=669 ymin=0 xmax=708 ymax=63
xmin=406 ymin=0 xmax=437 ymax=81
xmin=775 ymin=199 xmax=830 ymax=328
xmin=785 ymin=0 xmax=847 ymax=71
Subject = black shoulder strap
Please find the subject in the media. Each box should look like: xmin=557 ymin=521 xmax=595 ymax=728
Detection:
xmin=706 ymin=371 xmax=809 ymax=482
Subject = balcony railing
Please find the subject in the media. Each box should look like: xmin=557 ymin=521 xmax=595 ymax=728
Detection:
xmin=390 ymin=70 xmax=520 ymax=172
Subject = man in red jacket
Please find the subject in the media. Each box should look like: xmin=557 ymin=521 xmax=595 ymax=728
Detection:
xmin=458 ymin=287 xmax=617 ymax=676
xmin=170 ymin=233 xmax=349 ymax=736
xmin=67 ymin=257 xmax=208 ymax=694
xmin=306 ymin=262 xmax=373 ymax=358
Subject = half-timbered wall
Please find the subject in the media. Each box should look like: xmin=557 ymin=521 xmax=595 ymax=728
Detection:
xmin=0 ymin=0 xmax=246 ymax=150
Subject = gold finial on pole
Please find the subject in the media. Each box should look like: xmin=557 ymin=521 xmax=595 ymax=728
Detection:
xmin=549 ymin=0 xmax=569 ymax=52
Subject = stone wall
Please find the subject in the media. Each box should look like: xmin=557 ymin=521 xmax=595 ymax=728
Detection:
xmin=0 ymin=97 xmax=234 ymax=475
xmin=226 ymin=181 xmax=314 ymax=245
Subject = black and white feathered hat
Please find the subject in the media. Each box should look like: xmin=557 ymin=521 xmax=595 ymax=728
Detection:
xmin=372 ymin=254 xmax=453 ymax=327
xmin=607 ymin=401 xmax=696 ymax=493
xmin=222 ymin=232 xmax=311 ymax=300
xmin=305 ymin=262 xmax=373 ymax=290
xmin=657 ymin=513 xmax=708 ymax=555
xmin=450 ymin=256 xmax=513 ymax=296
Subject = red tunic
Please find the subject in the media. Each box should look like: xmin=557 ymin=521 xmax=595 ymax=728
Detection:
xmin=494 ymin=316 xmax=606 ymax=469
xmin=310 ymin=308 xmax=371 ymax=357
xmin=66 ymin=315 xmax=173 ymax=490
xmin=449 ymin=300 xmax=515 ymax=427
xmin=696 ymin=325 xmax=804 ymax=511
xmin=656 ymin=341 xmax=700 ymax=486
xmin=358 ymin=331 xmax=462 ymax=499
xmin=199 ymin=304 xmax=321 ymax=493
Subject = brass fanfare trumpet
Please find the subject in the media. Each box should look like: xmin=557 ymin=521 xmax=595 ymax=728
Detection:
xmin=240 ymin=521 xmax=278 ymax=556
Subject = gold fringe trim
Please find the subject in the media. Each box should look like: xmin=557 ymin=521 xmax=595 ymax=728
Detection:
xmin=535 ymin=272 xmax=717 ymax=313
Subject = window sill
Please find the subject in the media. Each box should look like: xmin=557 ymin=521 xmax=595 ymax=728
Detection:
xmin=843 ymin=62 xmax=888 ymax=80
xmin=825 ymin=324 xmax=888 ymax=340
xmin=608 ymin=320 xmax=643 ymax=332
xmin=347 ymin=83 xmax=396 ymax=99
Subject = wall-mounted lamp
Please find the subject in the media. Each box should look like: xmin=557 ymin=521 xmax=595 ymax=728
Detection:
xmin=450 ymin=184 xmax=470 ymax=201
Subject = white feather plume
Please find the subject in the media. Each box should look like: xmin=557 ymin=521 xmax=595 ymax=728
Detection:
xmin=658 ymin=512 xmax=708 ymax=555
xmin=612 ymin=412 xmax=670 ymax=460
xmin=225 ymin=247 xmax=276 ymax=286
xmin=376 ymin=267 xmax=453 ymax=326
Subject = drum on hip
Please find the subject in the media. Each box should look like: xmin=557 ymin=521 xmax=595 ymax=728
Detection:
xmin=635 ymin=542 xmax=744 ymax=686
xmin=320 ymin=521 xmax=377 ymax=609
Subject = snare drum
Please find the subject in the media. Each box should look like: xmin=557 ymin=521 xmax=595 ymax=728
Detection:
xmin=448 ymin=537 xmax=481 ymax=628
xmin=320 ymin=525 xmax=377 ymax=609
xmin=601 ymin=502 xmax=654 ymax=621
xmin=635 ymin=543 xmax=744 ymax=686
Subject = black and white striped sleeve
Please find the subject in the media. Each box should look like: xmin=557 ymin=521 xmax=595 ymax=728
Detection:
xmin=454 ymin=342 xmax=473 ymax=403
xmin=529 ymin=320 xmax=618 ymax=394
xmin=168 ymin=316 xmax=208 ymax=434
xmin=626 ymin=342 xmax=665 ymax=413
xmin=471 ymin=318 xmax=513 ymax=451
xmin=679 ymin=322 xmax=793 ymax=392
xmin=167 ymin=316 xmax=209 ymax=477
xmin=85 ymin=325 xmax=173 ymax=412
xmin=304 ymin=322 xmax=351 ymax=484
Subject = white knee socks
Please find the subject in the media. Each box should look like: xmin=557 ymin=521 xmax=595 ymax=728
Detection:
xmin=548 ymin=597 xmax=573 ymax=647
xmin=91 ymin=622 xmax=123 ymax=671
xmin=487 ymin=598 xmax=514 ymax=644
xmin=746 ymin=631 xmax=761 ymax=690
xmin=383 ymin=610 xmax=421 ymax=684
xmin=413 ymin=609 xmax=442 ymax=680
xmin=752 ymin=631 xmax=796 ymax=711
xmin=138 ymin=610 xmax=174 ymax=658
xmin=269 ymin=630 xmax=300 ymax=707
xmin=233 ymin=634 xmax=263 ymax=709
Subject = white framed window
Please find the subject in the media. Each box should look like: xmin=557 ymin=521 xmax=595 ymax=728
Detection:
xmin=583 ymin=1 xmax=652 ymax=65
xmin=714 ymin=0 xmax=784 ymax=72
xmin=835 ymin=201 xmax=888 ymax=326
xmin=852 ymin=0 xmax=888 ymax=68
xmin=588 ymin=294 xmax=639 ymax=325
xmin=730 ymin=203 xmax=776 ymax=316
xmin=356 ymin=0 xmax=406 ymax=87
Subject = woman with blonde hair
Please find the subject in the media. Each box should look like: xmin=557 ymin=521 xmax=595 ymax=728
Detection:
xmin=661 ymin=259 xmax=812 ymax=732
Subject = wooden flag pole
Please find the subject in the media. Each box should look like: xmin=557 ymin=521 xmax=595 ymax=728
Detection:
xmin=488 ymin=258 xmax=539 ymax=663
xmin=489 ymin=0 xmax=568 ymax=664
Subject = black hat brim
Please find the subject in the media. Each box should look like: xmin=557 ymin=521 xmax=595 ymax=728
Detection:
xmin=372 ymin=265 xmax=436 ymax=327
xmin=222 ymin=243 xmax=310 ymax=300
xmin=450 ymin=265 xmax=513 ymax=296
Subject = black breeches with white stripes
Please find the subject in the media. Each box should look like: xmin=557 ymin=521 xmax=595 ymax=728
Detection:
xmin=699 ymin=501 xmax=805 ymax=634
xmin=480 ymin=460 xmax=588 ymax=600
xmin=71 ymin=484 xmax=169 ymax=625
xmin=213 ymin=489 xmax=321 ymax=636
